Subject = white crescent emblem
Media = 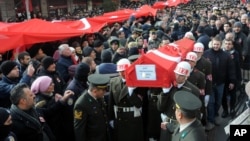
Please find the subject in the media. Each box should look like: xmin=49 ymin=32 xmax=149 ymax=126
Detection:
xmin=79 ymin=18 xmax=91 ymax=30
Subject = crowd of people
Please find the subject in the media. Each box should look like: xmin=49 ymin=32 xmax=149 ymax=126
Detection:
xmin=1 ymin=0 xmax=250 ymax=141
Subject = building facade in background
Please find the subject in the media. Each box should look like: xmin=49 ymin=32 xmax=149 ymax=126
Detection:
xmin=0 ymin=0 xmax=123 ymax=22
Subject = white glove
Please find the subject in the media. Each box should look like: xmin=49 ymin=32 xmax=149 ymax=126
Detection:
xmin=128 ymin=87 xmax=136 ymax=96
xmin=161 ymin=113 xmax=167 ymax=122
xmin=204 ymin=95 xmax=210 ymax=107
xmin=162 ymin=84 xmax=172 ymax=93
xmin=109 ymin=120 xmax=114 ymax=128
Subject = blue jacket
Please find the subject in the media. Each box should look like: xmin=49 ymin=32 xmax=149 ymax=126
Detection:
xmin=0 ymin=75 xmax=31 ymax=108
xmin=197 ymin=33 xmax=211 ymax=51
xmin=56 ymin=55 xmax=74 ymax=83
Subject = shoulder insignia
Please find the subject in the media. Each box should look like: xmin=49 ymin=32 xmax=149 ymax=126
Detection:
xmin=74 ymin=110 xmax=83 ymax=119
xmin=181 ymin=131 xmax=188 ymax=139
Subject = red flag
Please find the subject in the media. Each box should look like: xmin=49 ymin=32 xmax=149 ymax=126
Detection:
xmin=167 ymin=0 xmax=182 ymax=7
xmin=183 ymin=0 xmax=190 ymax=4
xmin=152 ymin=1 xmax=168 ymax=9
xmin=242 ymin=0 xmax=247 ymax=4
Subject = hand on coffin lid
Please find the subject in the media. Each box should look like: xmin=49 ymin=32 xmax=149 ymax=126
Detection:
xmin=162 ymin=84 xmax=173 ymax=94
xmin=161 ymin=113 xmax=167 ymax=122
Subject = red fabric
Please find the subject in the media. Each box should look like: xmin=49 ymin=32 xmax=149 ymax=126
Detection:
xmin=103 ymin=9 xmax=134 ymax=16
xmin=90 ymin=14 xmax=132 ymax=24
xmin=54 ymin=18 xmax=106 ymax=33
xmin=0 ymin=19 xmax=84 ymax=53
xmin=167 ymin=0 xmax=182 ymax=7
xmin=183 ymin=0 xmax=190 ymax=4
xmin=165 ymin=38 xmax=195 ymax=60
xmin=125 ymin=38 xmax=195 ymax=87
xmin=152 ymin=2 xmax=168 ymax=9
xmin=135 ymin=5 xmax=158 ymax=17
xmin=152 ymin=0 xmax=189 ymax=9
xmin=125 ymin=46 xmax=181 ymax=87
xmin=71 ymin=55 xmax=78 ymax=65
xmin=242 ymin=0 xmax=247 ymax=4
xmin=0 ymin=5 xmax=178 ymax=53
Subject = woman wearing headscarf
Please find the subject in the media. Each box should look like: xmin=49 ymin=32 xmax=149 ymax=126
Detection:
xmin=31 ymin=76 xmax=74 ymax=141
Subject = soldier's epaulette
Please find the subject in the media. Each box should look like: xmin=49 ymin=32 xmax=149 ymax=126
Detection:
xmin=182 ymin=86 xmax=192 ymax=91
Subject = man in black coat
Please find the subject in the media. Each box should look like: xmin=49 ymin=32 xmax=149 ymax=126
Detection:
xmin=203 ymin=36 xmax=236 ymax=130
xmin=9 ymin=83 xmax=55 ymax=141
xmin=222 ymin=39 xmax=242 ymax=118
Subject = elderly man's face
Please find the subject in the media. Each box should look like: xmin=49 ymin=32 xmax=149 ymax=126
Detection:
xmin=62 ymin=47 xmax=72 ymax=57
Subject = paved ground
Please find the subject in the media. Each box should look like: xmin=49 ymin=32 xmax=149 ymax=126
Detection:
xmin=207 ymin=88 xmax=248 ymax=141
xmin=206 ymin=108 xmax=231 ymax=141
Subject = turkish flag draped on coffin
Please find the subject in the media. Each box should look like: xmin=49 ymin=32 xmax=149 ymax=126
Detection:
xmin=125 ymin=38 xmax=195 ymax=88
xmin=125 ymin=46 xmax=181 ymax=88
xmin=167 ymin=38 xmax=195 ymax=60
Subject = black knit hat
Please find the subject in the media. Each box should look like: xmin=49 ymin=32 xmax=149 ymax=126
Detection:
xmin=74 ymin=63 xmax=90 ymax=81
xmin=41 ymin=56 xmax=55 ymax=70
xmin=0 ymin=107 xmax=10 ymax=126
xmin=83 ymin=47 xmax=94 ymax=57
xmin=0 ymin=60 xmax=17 ymax=76
xmin=93 ymin=40 xmax=103 ymax=48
